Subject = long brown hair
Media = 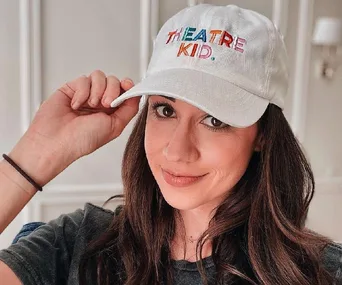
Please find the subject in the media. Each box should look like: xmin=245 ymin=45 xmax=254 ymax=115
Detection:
xmin=79 ymin=103 xmax=335 ymax=284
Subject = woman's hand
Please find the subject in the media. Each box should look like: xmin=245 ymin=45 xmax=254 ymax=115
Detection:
xmin=8 ymin=70 xmax=140 ymax=186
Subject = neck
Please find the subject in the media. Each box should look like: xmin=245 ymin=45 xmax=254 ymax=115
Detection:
xmin=171 ymin=205 xmax=215 ymax=261
xmin=177 ymin=209 xmax=210 ymax=238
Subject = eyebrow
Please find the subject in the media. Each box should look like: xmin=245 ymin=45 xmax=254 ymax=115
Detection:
xmin=160 ymin=95 xmax=176 ymax=102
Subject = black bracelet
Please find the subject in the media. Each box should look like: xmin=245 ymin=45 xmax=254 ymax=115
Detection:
xmin=2 ymin=154 xmax=43 ymax=192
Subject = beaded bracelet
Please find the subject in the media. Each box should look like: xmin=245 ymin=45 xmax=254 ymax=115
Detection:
xmin=2 ymin=154 xmax=43 ymax=191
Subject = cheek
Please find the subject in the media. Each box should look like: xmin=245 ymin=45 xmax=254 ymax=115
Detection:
xmin=144 ymin=122 xmax=156 ymax=158
xmin=144 ymin=116 xmax=168 ymax=162
xmin=201 ymin=135 xmax=255 ymax=181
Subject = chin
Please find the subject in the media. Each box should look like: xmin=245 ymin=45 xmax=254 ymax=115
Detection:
xmin=158 ymin=185 xmax=205 ymax=211
xmin=163 ymin=196 xmax=203 ymax=211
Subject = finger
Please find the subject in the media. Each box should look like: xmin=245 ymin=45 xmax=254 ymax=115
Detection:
xmin=57 ymin=75 xmax=86 ymax=100
xmin=110 ymin=96 xmax=140 ymax=137
xmin=101 ymin=75 xmax=121 ymax=108
xmin=120 ymin=78 xmax=134 ymax=92
xmin=57 ymin=75 xmax=91 ymax=110
xmin=67 ymin=76 xmax=91 ymax=110
xmin=88 ymin=70 xmax=107 ymax=107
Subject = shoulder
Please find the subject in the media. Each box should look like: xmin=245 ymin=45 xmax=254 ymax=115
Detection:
xmin=83 ymin=202 xmax=123 ymax=216
xmin=41 ymin=202 xmax=118 ymax=233
xmin=322 ymin=242 xmax=342 ymax=281
xmin=78 ymin=202 xmax=121 ymax=235
xmin=83 ymin=202 xmax=116 ymax=219
xmin=22 ymin=202 xmax=122 ymax=244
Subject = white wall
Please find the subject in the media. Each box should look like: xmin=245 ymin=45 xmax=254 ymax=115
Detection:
xmin=0 ymin=0 xmax=341 ymax=249
xmin=303 ymin=0 xmax=342 ymax=242
xmin=305 ymin=0 xmax=342 ymax=177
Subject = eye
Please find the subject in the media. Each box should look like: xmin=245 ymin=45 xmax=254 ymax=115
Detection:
xmin=153 ymin=103 xmax=175 ymax=118
xmin=201 ymin=116 xmax=228 ymax=129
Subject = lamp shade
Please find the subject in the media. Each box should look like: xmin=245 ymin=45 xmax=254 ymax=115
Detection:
xmin=312 ymin=17 xmax=342 ymax=46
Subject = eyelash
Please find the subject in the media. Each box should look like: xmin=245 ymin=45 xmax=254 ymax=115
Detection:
xmin=150 ymin=101 xmax=230 ymax=132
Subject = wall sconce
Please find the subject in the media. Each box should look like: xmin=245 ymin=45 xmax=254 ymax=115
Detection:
xmin=312 ymin=17 xmax=342 ymax=79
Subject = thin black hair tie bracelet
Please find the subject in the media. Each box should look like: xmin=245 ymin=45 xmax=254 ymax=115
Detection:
xmin=2 ymin=154 xmax=43 ymax=192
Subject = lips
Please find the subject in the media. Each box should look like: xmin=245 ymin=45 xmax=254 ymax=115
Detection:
xmin=161 ymin=168 xmax=207 ymax=187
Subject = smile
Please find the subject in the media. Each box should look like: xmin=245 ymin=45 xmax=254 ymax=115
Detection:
xmin=161 ymin=168 xmax=207 ymax=187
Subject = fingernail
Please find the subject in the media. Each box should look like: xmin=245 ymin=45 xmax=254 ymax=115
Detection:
xmin=72 ymin=101 xmax=80 ymax=109
xmin=123 ymin=78 xmax=134 ymax=85
xmin=103 ymin=98 xmax=112 ymax=107
xmin=89 ymin=98 xmax=99 ymax=106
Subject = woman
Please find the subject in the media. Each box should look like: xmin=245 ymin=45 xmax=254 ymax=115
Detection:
xmin=0 ymin=4 xmax=341 ymax=285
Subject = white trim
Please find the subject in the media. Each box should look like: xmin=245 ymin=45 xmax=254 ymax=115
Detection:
xmin=19 ymin=0 xmax=31 ymax=134
xmin=19 ymin=0 xmax=42 ymax=224
xmin=32 ymin=0 xmax=42 ymax=114
xmin=35 ymin=196 xmax=120 ymax=206
xmin=150 ymin=0 xmax=159 ymax=41
xmin=272 ymin=0 xmax=289 ymax=38
xmin=19 ymin=0 xmax=32 ymax=225
xmin=188 ymin=0 xmax=205 ymax=6
xmin=188 ymin=0 xmax=197 ymax=6
xmin=32 ymin=196 xmax=124 ymax=221
xmin=45 ymin=183 xmax=123 ymax=194
xmin=291 ymin=0 xmax=315 ymax=143
xmin=18 ymin=0 xmax=42 ymax=136
xmin=140 ymin=0 xmax=151 ymax=79
xmin=33 ymin=184 xmax=123 ymax=221
xmin=32 ymin=201 xmax=42 ymax=222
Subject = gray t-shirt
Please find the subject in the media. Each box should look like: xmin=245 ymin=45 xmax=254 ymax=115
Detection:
xmin=0 ymin=203 xmax=341 ymax=285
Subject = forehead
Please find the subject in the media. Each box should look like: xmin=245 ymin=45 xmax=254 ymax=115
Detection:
xmin=149 ymin=95 xmax=176 ymax=102
xmin=148 ymin=95 xmax=207 ymax=113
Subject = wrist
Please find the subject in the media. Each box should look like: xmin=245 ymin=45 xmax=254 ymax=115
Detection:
xmin=0 ymin=159 xmax=38 ymax=197
xmin=7 ymin=133 xmax=73 ymax=187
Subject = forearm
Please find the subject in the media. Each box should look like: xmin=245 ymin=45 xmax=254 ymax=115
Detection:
xmin=0 ymin=159 xmax=37 ymax=233
xmin=0 ymin=134 xmax=70 ymax=233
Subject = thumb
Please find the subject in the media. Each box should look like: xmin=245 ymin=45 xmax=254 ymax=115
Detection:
xmin=110 ymin=96 xmax=140 ymax=136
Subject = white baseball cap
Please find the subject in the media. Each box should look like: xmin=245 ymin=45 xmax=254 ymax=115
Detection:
xmin=110 ymin=4 xmax=289 ymax=128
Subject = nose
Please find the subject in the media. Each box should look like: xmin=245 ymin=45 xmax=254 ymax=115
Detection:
xmin=162 ymin=122 xmax=200 ymax=163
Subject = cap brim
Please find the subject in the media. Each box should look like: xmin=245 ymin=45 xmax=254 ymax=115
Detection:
xmin=111 ymin=68 xmax=269 ymax=128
